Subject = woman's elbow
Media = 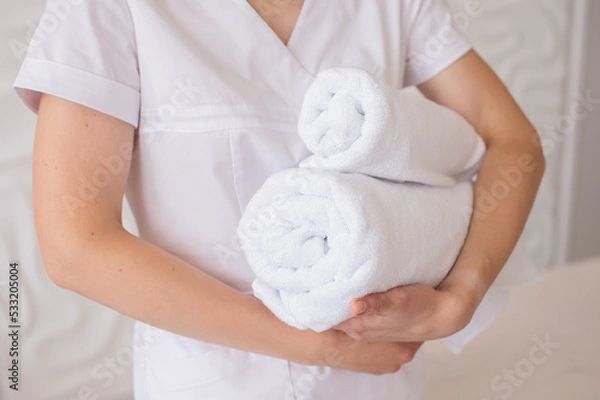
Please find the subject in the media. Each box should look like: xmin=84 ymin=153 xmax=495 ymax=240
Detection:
xmin=37 ymin=234 xmax=82 ymax=289
xmin=529 ymin=130 xmax=547 ymax=183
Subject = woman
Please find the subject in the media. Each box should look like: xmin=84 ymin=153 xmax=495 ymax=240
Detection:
xmin=14 ymin=0 xmax=544 ymax=398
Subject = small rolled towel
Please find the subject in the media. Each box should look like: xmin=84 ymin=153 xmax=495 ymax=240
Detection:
xmin=298 ymin=68 xmax=486 ymax=187
xmin=237 ymin=168 xmax=473 ymax=331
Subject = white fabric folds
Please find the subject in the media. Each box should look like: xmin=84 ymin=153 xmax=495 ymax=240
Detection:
xmin=298 ymin=68 xmax=486 ymax=186
xmin=238 ymin=67 xmax=488 ymax=332
xmin=238 ymin=169 xmax=474 ymax=331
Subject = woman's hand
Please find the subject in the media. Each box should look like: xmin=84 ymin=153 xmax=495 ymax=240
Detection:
xmin=37 ymin=93 xmax=427 ymax=371
xmin=334 ymin=49 xmax=546 ymax=344
xmin=304 ymin=329 xmax=423 ymax=375
xmin=333 ymin=277 xmax=478 ymax=342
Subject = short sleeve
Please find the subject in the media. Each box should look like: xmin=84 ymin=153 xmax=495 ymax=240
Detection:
xmin=403 ymin=0 xmax=472 ymax=87
xmin=13 ymin=0 xmax=140 ymax=128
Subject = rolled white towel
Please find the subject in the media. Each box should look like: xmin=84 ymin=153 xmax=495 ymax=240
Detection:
xmin=298 ymin=67 xmax=486 ymax=187
xmin=237 ymin=168 xmax=473 ymax=331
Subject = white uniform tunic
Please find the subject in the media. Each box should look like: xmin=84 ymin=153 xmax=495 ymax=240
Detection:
xmin=14 ymin=1 xmax=473 ymax=398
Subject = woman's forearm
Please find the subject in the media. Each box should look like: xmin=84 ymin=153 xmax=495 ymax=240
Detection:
xmin=332 ymin=51 xmax=546 ymax=342
xmin=333 ymin=137 xmax=545 ymax=341
xmin=417 ymin=51 xmax=547 ymax=311
xmin=53 ymin=227 xmax=316 ymax=364
xmin=35 ymin=94 xmax=422 ymax=374
xmin=438 ymin=139 xmax=545 ymax=308
xmin=33 ymin=94 xmax=314 ymax=363
xmin=49 ymin=227 xmax=425 ymax=373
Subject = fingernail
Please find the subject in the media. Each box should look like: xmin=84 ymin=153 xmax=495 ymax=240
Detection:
xmin=355 ymin=300 xmax=367 ymax=314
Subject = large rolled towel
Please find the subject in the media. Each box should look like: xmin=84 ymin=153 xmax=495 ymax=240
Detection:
xmin=298 ymin=68 xmax=486 ymax=187
xmin=237 ymin=168 xmax=473 ymax=332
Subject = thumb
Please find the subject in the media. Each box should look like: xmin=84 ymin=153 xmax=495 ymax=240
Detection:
xmin=351 ymin=292 xmax=393 ymax=316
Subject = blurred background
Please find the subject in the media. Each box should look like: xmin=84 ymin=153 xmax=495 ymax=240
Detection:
xmin=0 ymin=0 xmax=598 ymax=399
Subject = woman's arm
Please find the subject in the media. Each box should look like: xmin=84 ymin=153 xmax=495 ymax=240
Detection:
xmin=334 ymin=50 xmax=546 ymax=341
xmin=34 ymin=93 xmax=419 ymax=373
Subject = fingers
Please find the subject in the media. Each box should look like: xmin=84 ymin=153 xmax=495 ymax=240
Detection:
xmin=397 ymin=341 xmax=424 ymax=365
xmin=352 ymin=290 xmax=396 ymax=317
xmin=350 ymin=299 xmax=368 ymax=316
xmin=339 ymin=286 xmax=438 ymax=341
xmin=334 ymin=314 xmax=387 ymax=341
xmin=332 ymin=318 xmax=363 ymax=339
xmin=408 ymin=341 xmax=425 ymax=354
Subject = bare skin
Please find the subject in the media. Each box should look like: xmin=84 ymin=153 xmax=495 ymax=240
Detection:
xmin=34 ymin=93 xmax=422 ymax=375
xmin=335 ymin=51 xmax=545 ymax=341
xmin=246 ymin=0 xmax=304 ymax=45
xmin=247 ymin=0 xmax=546 ymax=347
xmin=33 ymin=0 xmax=544 ymax=375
